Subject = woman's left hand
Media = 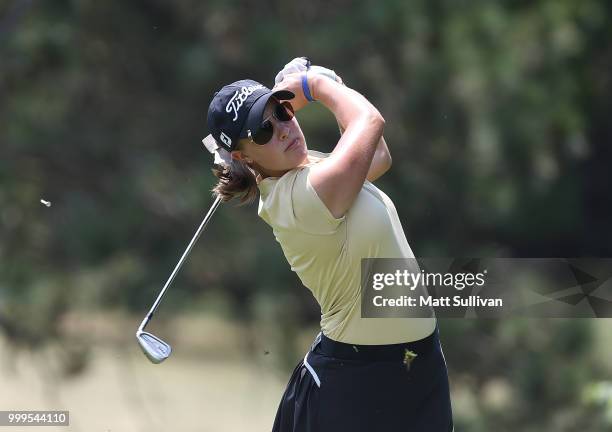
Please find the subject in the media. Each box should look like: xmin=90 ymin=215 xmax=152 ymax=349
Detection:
xmin=272 ymin=72 xmax=313 ymax=112
xmin=273 ymin=57 xmax=343 ymax=112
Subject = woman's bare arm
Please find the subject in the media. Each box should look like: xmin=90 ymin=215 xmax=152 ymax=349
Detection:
xmin=335 ymin=123 xmax=392 ymax=183
xmin=306 ymin=75 xmax=385 ymax=218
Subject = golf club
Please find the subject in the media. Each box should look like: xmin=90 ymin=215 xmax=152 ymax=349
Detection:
xmin=136 ymin=195 xmax=222 ymax=363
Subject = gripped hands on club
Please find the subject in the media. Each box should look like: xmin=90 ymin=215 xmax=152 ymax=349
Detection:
xmin=272 ymin=58 xmax=344 ymax=112
xmin=272 ymin=72 xmax=312 ymax=111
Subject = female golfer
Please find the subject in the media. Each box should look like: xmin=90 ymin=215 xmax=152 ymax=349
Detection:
xmin=204 ymin=59 xmax=453 ymax=432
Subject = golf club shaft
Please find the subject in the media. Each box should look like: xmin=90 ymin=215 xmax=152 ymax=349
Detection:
xmin=139 ymin=195 xmax=222 ymax=331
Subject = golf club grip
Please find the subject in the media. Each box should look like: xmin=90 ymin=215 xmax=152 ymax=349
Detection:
xmin=142 ymin=196 xmax=222 ymax=327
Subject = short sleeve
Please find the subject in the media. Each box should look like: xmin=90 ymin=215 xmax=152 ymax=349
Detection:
xmin=291 ymin=166 xmax=345 ymax=234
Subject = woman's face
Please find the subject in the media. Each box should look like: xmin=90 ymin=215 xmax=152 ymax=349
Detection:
xmin=232 ymin=100 xmax=308 ymax=178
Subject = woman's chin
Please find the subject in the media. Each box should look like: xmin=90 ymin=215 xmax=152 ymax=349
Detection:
xmin=296 ymin=148 xmax=309 ymax=165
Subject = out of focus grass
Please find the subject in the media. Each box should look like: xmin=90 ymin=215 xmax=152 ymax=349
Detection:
xmin=1 ymin=313 xmax=611 ymax=431
xmin=0 ymin=312 xmax=290 ymax=432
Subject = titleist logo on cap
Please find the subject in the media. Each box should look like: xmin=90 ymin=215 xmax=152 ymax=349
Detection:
xmin=225 ymin=84 xmax=264 ymax=121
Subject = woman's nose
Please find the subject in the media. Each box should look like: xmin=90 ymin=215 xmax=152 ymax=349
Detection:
xmin=278 ymin=125 xmax=290 ymax=141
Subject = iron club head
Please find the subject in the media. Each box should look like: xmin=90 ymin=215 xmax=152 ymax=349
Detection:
xmin=135 ymin=196 xmax=222 ymax=363
xmin=137 ymin=331 xmax=172 ymax=364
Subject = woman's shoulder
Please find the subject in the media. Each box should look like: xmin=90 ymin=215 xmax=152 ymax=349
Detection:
xmin=306 ymin=149 xmax=329 ymax=165
xmin=257 ymin=166 xmax=302 ymax=199
xmin=259 ymin=150 xmax=329 ymax=189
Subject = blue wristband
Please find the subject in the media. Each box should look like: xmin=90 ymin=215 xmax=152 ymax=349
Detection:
xmin=302 ymin=72 xmax=315 ymax=102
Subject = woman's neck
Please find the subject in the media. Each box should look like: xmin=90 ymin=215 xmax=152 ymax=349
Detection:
xmin=254 ymin=158 xmax=310 ymax=182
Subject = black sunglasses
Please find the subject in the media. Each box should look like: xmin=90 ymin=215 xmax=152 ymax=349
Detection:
xmin=247 ymin=102 xmax=295 ymax=145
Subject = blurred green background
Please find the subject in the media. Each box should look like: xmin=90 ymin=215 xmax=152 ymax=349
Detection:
xmin=1 ymin=0 xmax=611 ymax=431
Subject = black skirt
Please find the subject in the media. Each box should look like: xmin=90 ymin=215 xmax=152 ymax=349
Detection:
xmin=272 ymin=326 xmax=453 ymax=432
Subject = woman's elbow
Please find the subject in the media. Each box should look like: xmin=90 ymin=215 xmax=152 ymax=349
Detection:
xmin=380 ymin=150 xmax=392 ymax=174
xmin=384 ymin=152 xmax=392 ymax=171
xmin=378 ymin=135 xmax=392 ymax=171
xmin=371 ymin=111 xmax=386 ymax=134
xmin=362 ymin=111 xmax=385 ymax=143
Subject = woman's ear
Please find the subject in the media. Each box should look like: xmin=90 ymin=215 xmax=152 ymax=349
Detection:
xmin=231 ymin=150 xmax=253 ymax=164
xmin=230 ymin=150 xmax=243 ymax=161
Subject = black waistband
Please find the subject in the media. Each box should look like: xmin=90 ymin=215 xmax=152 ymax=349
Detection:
xmin=317 ymin=327 xmax=439 ymax=361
